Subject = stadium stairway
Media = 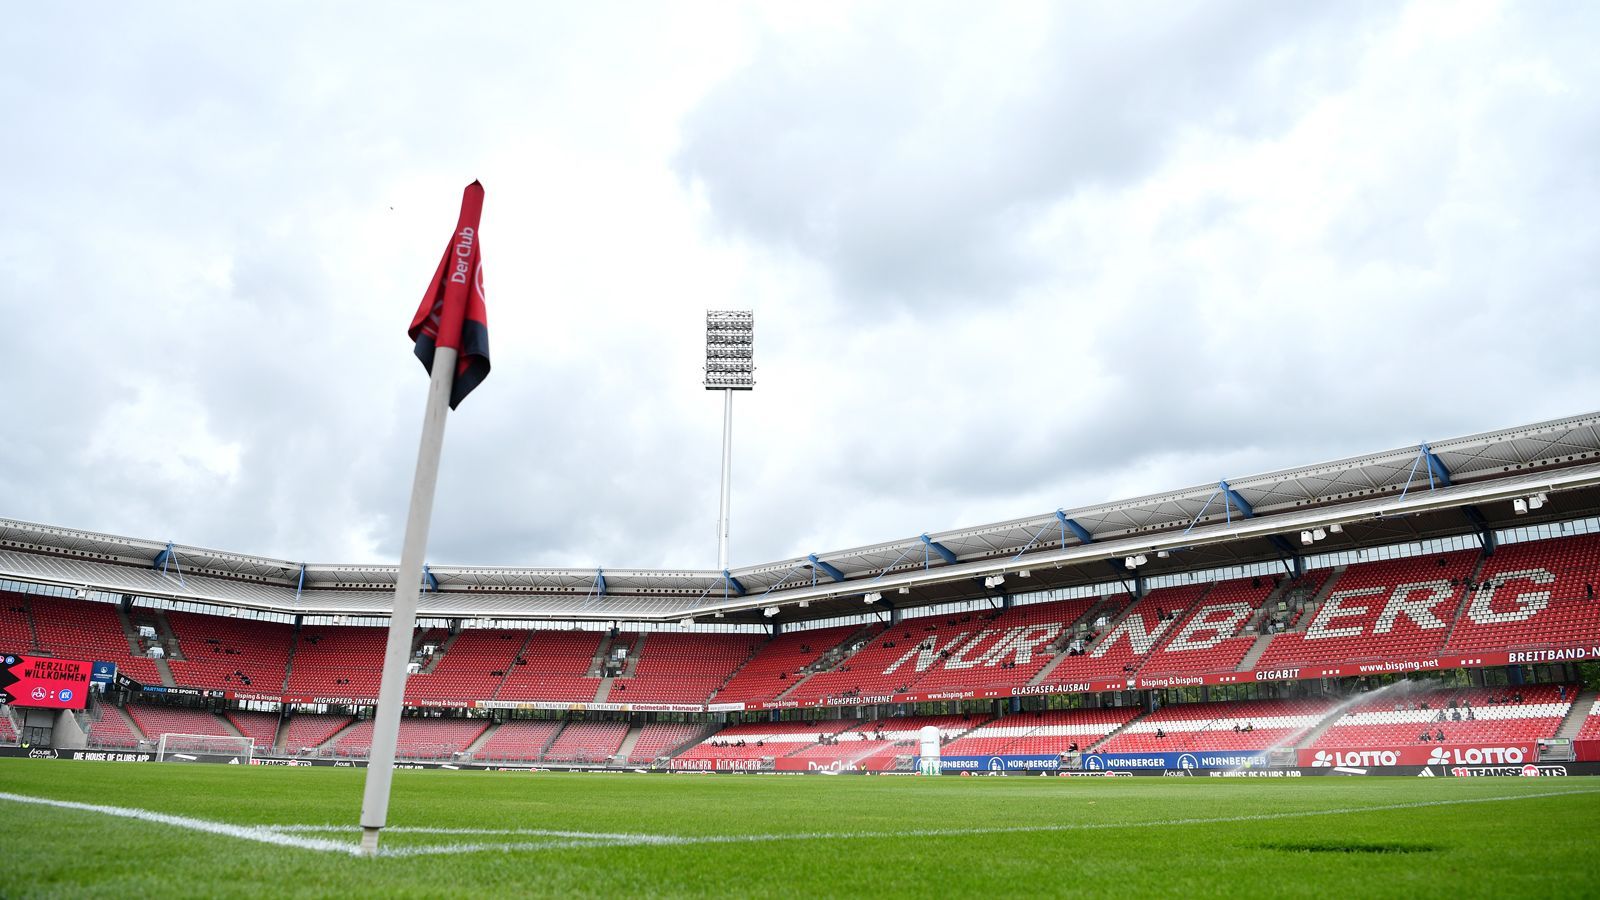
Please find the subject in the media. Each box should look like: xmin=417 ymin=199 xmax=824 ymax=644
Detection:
xmin=149 ymin=611 xmax=186 ymax=687
xmin=665 ymin=723 xmax=719 ymax=760
xmin=1078 ymin=592 xmax=1148 ymax=653
xmin=152 ymin=611 xmax=186 ymax=662
xmin=587 ymin=632 xmax=617 ymax=678
xmin=1084 ymin=706 xmax=1149 ymax=752
xmin=1169 ymin=581 xmax=1217 ymax=623
xmin=1556 ymin=689 xmax=1600 ymax=740
xmin=112 ymin=704 xmax=147 ymax=744
xmin=217 ymin=714 xmax=246 ymax=740
xmin=940 ymin=715 xmax=992 ymax=745
xmin=539 ymin=721 xmax=567 ymax=760
xmin=769 ymin=672 xmax=814 ymax=703
xmin=1123 ymin=583 xmax=1220 ymax=680
xmin=594 ymin=677 xmax=614 ymax=704
xmin=621 ymin=634 xmax=646 ymax=677
xmin=771 ymin=623 xmax=884 ymax=702
xmin=1235 ymin=575 xmax=1297 ymax=637
xmin=112 ymin=606 xmax=177 ymax=687
xmin=1292 ymin=701 xmax=1354 ymax=749
xmin=314 ymin=718 xmax=366 ymax=754
xmin=1034 ymin=590 xmax=1159 ymax=686
xmin=411 ymin=628 xmax=444 ymax=667
xmin=280 ymin=630 xmax=299 ymax=696
xmin=1236 ymin=633 xmax=1275 ymax=671
xmin=1290 ymin=567 xmax=1348 ymax=633
xmin=489 ymin=632 xmax=536 ymax=700
xmin=152 ymin=657 xmax=178 ymax=688
xmin=706 ymin=641 xmax=764 ymax=702
xmin=113 ymin=604 xmax=146 ymax=660
xmin=1026 ymin=597 xmax=1125 ymax=686
xmin=1024 ymin=646 xmax=1062 ymax=682
xmin=1238 ymin=568 xmax=1347 ymax=670
xmin=417 ymin=630 xmax=459 ymax=675
xmin=18 ymin=593 xmax=42 ymax=651
xmin=615 ymin=723 xmax=645 ymax=762
xmin=1437 ymin=551 xmax=1493 ymax=648
xmin=462 ymin=721 xmax=500 ymax=758
xmin=779 ymin=731 xmax=832 ymax=758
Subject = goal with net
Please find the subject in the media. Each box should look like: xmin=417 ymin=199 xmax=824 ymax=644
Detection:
xmin=155 ymin=733 xmax=255 ymax=765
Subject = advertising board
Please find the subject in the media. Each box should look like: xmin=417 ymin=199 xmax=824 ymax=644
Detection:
xmin=1078 ymin=751 xmax=1272 ymax=770
xmin=1298 ymin=744 xmax=1537 ymax=768
xmin=924 ymin=754 xmax=1062 ymax=773
xmin=0 ymin=653 xmax=92 ymax=710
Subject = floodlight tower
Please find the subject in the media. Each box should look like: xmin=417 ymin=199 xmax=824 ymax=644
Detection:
xmin=704 ymin=310 xmax=755 ymax=570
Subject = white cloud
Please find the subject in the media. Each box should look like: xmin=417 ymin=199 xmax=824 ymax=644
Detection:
xmin=0 ymin=0 xmax=1595 ymax=570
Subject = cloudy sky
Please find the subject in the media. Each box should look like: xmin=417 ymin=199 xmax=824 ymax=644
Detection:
xmin=1 ymin=1 xmax=1596 ymax=571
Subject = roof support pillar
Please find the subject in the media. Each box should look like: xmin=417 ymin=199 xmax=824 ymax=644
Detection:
xmin=1463 ymin=505 xmax=1496 ymax=555
xmin=920 ymin=534 xmax=957 ymax=566
xmin=806 ymin=554 xmax=846 ymax=583
xmin=1219 ymin=480 xmax=1254 ymax=520
xmin=1056 ymin=511 xmax=1094 ymax=545
xmin=1422 ymin=443 xmax=1453 ymax=488
xmin=154 ymin=541 xmax=186 ymax=586
xmin=1266 ymin=534 xmax=1302 ymax=577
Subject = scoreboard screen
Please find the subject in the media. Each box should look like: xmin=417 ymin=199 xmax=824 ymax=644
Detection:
xmin=0 ymin=653 xmax=91 ymax=710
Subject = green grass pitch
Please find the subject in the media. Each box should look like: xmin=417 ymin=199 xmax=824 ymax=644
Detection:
xmin=1 ymin=760 xmax=1597 ymax=898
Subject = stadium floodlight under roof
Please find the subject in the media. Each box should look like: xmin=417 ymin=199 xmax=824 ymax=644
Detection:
xmin=705 ymin=310 xmax=756 ymax=571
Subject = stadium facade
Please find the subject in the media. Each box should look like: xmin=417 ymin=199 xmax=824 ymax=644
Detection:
xmin=3 ymin=411 xmax=1600 ymax=773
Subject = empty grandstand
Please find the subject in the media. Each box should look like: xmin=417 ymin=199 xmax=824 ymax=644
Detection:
xmin=1311 ymin=684 xmax=1572 ymax=749
xmin=1098 ymin=698 xmax=1337 ymax=754
xmin=3 ymin=411 xmax=1600 ymax=773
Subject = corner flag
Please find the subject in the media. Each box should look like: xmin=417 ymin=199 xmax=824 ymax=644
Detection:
xmin=360 ymin=181 xmax=493 ymax=856
xmin=409 ymin=180 xmax=491 ymax=409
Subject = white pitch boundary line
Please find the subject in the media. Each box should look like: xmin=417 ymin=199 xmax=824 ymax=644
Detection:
xmin=355 ymin=787 xmax=1600 ymax=857
xmin=266 ymin=824 xmax=676 ymax=841
xmin=0 ymin=791 xmax=362 ymax=856
xmin=3 ymin=787 xmax=1598 ymax=859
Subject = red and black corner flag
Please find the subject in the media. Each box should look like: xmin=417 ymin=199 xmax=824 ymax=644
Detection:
xmin=409 ymin=181 xmax=491 ymax=409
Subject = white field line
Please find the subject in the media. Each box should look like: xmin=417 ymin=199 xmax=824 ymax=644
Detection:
xmin=3 ymin=787 xmax=1598 ymax=859
xmin=0 ymin=791 xmax=361 ymax=856
xmin=267 ymin=824 xmax=674 ymax=841
xmin=352 ymin=787 xmax=1600 ymax=857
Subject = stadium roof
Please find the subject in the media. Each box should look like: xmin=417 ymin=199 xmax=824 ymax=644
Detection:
xmin=3 ymin=411 xmax=1599 ymax=625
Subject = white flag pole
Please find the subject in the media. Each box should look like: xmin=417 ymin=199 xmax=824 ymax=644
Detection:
xmin=359 ymin=344 xmax=457 ymax=857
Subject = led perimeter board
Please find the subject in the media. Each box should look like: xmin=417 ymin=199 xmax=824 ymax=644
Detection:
xmin=0 ymin=653 xmax=91 ymax=709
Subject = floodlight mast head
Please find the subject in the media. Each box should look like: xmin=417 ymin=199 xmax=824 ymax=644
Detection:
xmin=703 ymin=310 xmax=756 ymax=391
xmin=706 ymin=310 xmax=755 ymax=571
